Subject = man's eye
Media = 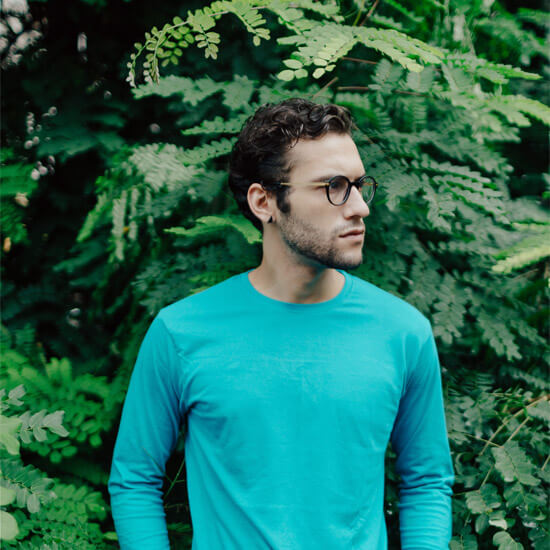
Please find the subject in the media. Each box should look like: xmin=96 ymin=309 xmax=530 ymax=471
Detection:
xmin=329 ymin=177 xmax=348 ymax=190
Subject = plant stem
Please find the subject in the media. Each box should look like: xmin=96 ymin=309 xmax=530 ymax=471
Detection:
xmin=337 ymin=85 xmax=426 ymax=97
xmin=352 ymin=0 xmax=367 ymax=27
xmin=164 ymin=456 xmax=186 ymax=499
xmin=479 ymin=393 xmax=549 ymax=457
xmin=342 ymin=56 xmax=377 ymax=65
xmin=503 ymin=416 xmax=530 ymax=445
xmin=312 ymin=77 xmax=338 ymax=99
xmin=359 ymin=0 xmax=380 ymax=26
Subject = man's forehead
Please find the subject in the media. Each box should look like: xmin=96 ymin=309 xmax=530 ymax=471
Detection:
xmin=285 ymin=133 xmax=363 ymax=177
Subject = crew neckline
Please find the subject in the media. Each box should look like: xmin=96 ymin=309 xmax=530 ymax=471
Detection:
xmin=241 ymin=268 xmax=353 ymax=309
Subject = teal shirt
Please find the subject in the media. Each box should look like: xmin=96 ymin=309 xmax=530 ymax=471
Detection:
xmin=108 ymin=269 xmax=454 ymax=549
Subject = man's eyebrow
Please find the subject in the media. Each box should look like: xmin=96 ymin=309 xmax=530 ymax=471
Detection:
xmin=312 ymin=174 xmax=338 ymax=182
xmin=309 ymin=173 xmax=367 ymax=182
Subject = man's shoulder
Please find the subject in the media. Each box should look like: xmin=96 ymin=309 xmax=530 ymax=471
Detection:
xmin=347 ymin=272 xmax=431 ymax=336
xmin=158 ymin=271 xmax=245 ymax=322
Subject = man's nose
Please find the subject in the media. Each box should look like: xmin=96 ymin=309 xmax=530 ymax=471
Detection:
xmin=344 ymin=185 xmax=370 ymax=218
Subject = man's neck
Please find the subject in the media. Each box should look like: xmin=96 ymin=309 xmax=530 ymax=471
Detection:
xmin=248 ymin=261 xmax=345 ymax=304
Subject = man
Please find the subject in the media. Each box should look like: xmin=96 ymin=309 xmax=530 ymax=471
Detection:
xmin=108 ymin=98 xmax=454 ymax=549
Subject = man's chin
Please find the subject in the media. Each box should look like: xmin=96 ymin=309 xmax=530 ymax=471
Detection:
xmin=323 ymin=254 xmax=363 ymax=270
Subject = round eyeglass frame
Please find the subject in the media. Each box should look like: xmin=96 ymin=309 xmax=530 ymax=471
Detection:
xmin=271 ymin=174 xmax=378 ymax=206
xmin=324 ymin=174 xmax=377 ymax=206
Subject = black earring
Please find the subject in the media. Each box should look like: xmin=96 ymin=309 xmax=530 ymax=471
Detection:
xmin=268 ymin=216 xmax=273 ymax=223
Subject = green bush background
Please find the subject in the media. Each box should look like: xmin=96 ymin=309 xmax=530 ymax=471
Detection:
xmin=1 ymin=0 xmax=548 ymax=548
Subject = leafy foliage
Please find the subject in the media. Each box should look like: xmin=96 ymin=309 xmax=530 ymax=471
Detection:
xmin=0 ymin=149 xmax=37 ymax=252
xmin=0 ymin=379 xmax=110 ymax=548
xmin=1 ymin=350 xmax=114 ymax=460
xmin=2 ymin=0 xmax=549 ymax=548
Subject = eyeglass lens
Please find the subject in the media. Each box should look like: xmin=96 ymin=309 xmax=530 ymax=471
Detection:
xmin=328 ymin=176 xmax=376 ymax=205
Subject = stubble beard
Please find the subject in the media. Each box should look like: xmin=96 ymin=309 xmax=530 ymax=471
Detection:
xmin=278 ymin=210 xmax=363 ymax=270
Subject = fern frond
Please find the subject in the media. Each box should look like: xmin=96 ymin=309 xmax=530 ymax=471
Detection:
xmin=0 ymin=457 xmax=56 ymax=514
xmin=165 ymin=214 xmax=261 ymax=245
xmin=1 ymin=203 xmax=30 ymax=246
xmin=369 ymin=14 xmax=404 ymax=32
xmin=128 ymin=2 xmax=275 ymax=85
xmin=181 ymin=112 xmax=251 ymax=136
xmin=111 ymin=190 xmax=127 ymax=262
xmin=76 ymin=193 xmax=110 ymax=243
xmin=426 ymin=131 xmax=513 ymax=175
xmin=517 ymin=8 xmax=550 ymax=29
xmin=492 ymin=224 xmax=550 ymax=274
xmin=225 ymin=0 xmax=270 ymax=46
xmin=383 ymin=0 xmax=422 ymax=25
xmin=0 ymin=150 xmax=37 ymax=246
xmin=405 ymin=65 xmax=436 ymax=92
xmin=431 ymin=274 xmax=468 ymax=345
xmin=476 ymin=308 xmax=521 ymax=361
xmin=0 ymin=162 xmax=36 ymax=197
xmin=502 ymin=366 xmax=548 ymax=392
xmin=133 ymin=75 xmax=226 ymax=104
xmin=356 ymin=26 xmax=444 ymax=69
xmin=487 ymin=95 xmax=550 ymax=127
xmin=475 ymin=15 xmax=548 ymax=65
xmin=447 ymin=52 xmax=541 ymax=84
xmin=371 ymin=58 xmax=404 ymax=92
xmin=288 ymin=0 xmax=343 ymax=20
xmin=278 ymin=23 xmax=357 ymax=81
xmin=222 ymin=75 xmax=257 ymax=110
xmin=178 ymin=137 xmax=237 ymax=165
xmin=128 ymin=144 xmax=199 ymax=191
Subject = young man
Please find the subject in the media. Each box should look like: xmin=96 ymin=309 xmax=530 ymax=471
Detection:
xmin=108 ymin=98 xmax=454 ymax=549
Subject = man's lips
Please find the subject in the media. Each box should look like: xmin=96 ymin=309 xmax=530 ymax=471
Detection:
xmin=340 ymin=229 xmax=365 ymax=237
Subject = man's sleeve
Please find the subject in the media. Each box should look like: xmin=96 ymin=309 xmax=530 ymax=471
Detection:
xmin=390 ymin=321 xmax=454 ymax=549
xmin=108 ymin=313 xmax=185 ymax=549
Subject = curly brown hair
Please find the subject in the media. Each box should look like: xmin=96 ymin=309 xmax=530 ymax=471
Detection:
xmin=228 ymin=98 xmax=354 ymax=231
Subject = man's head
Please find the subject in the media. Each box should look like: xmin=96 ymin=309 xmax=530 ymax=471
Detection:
xmin=228 ymin=98 xmax=370 ymax=270
xmin=228 ymin=98 xmax=354 ymax=230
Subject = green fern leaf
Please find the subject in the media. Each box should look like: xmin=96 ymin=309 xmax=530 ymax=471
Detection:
xmin=0 ymin=163 xmax=36 ymax=197
xmin=473 ymin=306 xmax=521 ymax=360
xmin=111 ymin=189 xmax=127 ymax=262
xmin=76 ymin=193 xmax=110 ymax=243
xmin=177 ymin=137 xmax=237 ymax=165
xmin=491 ymin=440 xmax=538 ymax=487
xmin=133 ymin=75 xmax=226 ymax=105
xmin=492 ymin=224 xmax=550 ymax=274
xmin=181 ymin=112 xmax=251 ymax=136
xmin=517 ymin=8 xmax=550 ymax=28
xmin=488 ymin=95 xmax=550 ymax=127
xmin=465 ymin=483 xmax=502 ymax=514
xmin=493 ymin=531 xmax=524 ymax=550
xmin=448 ymin=53 xmax=541 ymax=84
xmin=222 ymin=75 xmax=257 ymax=111
xmin=0 ymin=457 xmax=57 ymax=514
xmin=0 ymin=414 xmax=22 ymax=455
xmin=165 ymin=214 xmax=261 ymax=245
xmin=526 ymin=399 xmax=550 ymax=424
xmin=129 ymin=144 xmax=200 ymax=191
xmin=369 ymin=14 xmax=405 ymax=32
xmin=450 ymin=529 xmax=479 ymax=550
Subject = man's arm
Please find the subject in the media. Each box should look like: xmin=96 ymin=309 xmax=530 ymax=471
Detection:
xmin=390 ymin=320 xmax=454 ymax=549
xmin=108 ymin=314 xmax=185 ymax=549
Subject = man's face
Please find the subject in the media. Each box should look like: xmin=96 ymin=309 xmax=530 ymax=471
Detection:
xmin=275 ymin=132 xmax=370 ymax=270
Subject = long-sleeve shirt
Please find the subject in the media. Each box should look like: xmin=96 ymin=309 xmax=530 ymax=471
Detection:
xmin=108 ymin=268 xmax=454 ymax=549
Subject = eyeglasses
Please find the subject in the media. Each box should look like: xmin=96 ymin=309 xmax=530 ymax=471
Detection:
xmin=274 ymin=175 xmax=377 ymax=206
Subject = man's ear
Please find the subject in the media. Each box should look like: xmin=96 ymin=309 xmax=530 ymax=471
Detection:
xmin=247 ymin=183 xmax=275 ymax=226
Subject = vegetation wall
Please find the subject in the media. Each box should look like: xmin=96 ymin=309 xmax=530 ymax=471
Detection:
xmin=1 ymin=1 xmax=548 ymax=548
